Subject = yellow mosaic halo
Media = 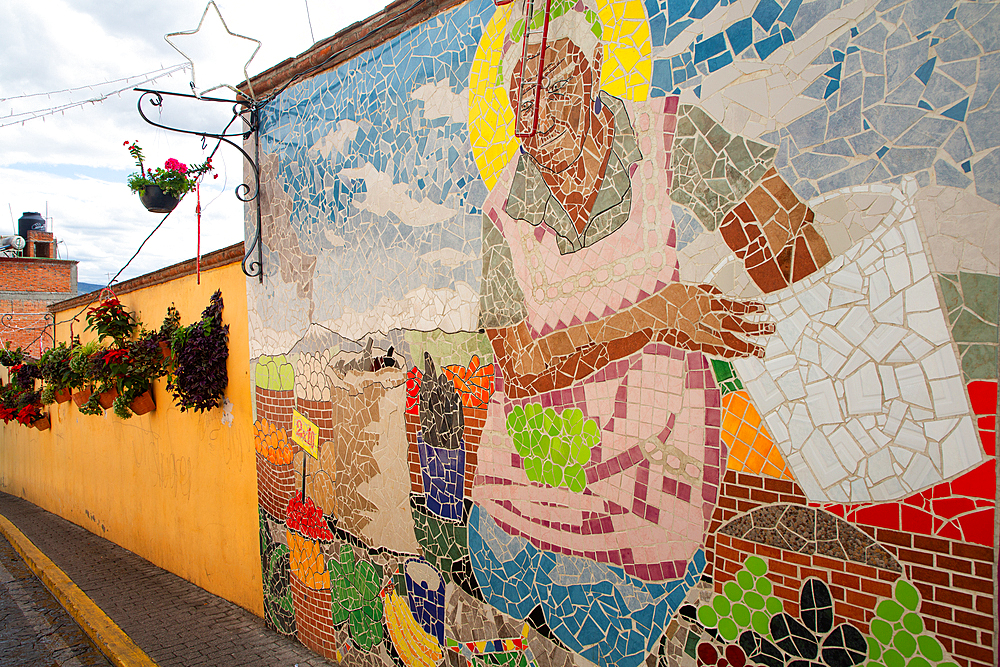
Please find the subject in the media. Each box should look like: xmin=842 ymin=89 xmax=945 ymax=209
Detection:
xmin=468 ymin=0 xmax=653 ymax=189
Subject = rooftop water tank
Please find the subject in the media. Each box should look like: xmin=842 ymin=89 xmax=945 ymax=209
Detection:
xmin=17 ymin=211 xmax=46 ymax=240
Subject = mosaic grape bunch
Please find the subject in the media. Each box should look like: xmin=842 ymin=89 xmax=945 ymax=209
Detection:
xmin=506 ymin=404 xmax=597 ymax=493
xmin=867 ymin=580 xmax=957 ymax=667
xmin=696 ymin=556 xmax=785 ymax=648
xmin=696 ymin=557 xmax=958 ymax=667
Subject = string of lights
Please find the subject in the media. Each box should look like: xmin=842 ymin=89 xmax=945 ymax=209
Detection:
xmin=0 ymin=63 xmax=190 ymax=128
xmin=0 ymin=64 xmax=190 ymax=102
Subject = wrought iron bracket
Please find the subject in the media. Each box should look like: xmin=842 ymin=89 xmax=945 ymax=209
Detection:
xmin=134 ymin=87 xmax=264 ymax=282
xmin=1 ymin=312 xmax=55 ymax=354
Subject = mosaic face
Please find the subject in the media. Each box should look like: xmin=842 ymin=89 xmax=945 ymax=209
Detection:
xmin=508 ymin=37 xmax=597 ymax=173
xmin=248 ymin=0 xmax=998 ymax=666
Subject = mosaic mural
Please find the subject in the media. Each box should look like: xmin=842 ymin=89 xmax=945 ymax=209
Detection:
xmin=248 ymin=0 xmax=998 ymax=666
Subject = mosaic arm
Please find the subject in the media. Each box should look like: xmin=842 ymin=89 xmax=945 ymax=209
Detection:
xmin=487 ymin=282 xmax=772 ymax=399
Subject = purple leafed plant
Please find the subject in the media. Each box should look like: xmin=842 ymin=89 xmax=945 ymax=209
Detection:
xmin=168 ymin=290 xmax=229 ymax=413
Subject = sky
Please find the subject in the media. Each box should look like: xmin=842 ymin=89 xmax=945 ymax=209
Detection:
xmin=0 ymin=0 xmax=390 ymax=286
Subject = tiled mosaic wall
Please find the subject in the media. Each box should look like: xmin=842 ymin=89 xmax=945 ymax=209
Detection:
xmin=248 ymin=0 xmax=999 ymax=666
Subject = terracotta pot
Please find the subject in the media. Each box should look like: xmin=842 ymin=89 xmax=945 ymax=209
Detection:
xmin=158 ymin=341 xmax=171 ymax=361
xmin=130 ymin=390 xmax=155 ymax=416
xmin=33 ymin=416 xmax=50 ymax=431
xmin=98 ymin=387 xmax=118 ymax=409
xmin=72 ymin=387 xmax=92 ymax=408
xmin=54 ymin=387 xmax=72 ymax=404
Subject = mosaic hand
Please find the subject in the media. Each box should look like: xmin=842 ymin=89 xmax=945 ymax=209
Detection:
xmin=655 ymin=283 xmax=772 ymax=359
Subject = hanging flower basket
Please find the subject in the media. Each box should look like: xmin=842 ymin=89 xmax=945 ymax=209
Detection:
xmin=129 ymin=390 xmax=155 ymax=416
xmin=53 ymin=387 xmax=72 ymax=404
xmin=125 ymin=141 xmax=213 ymax=214
xmin=139 ymin=185 xmax=179 ymax=214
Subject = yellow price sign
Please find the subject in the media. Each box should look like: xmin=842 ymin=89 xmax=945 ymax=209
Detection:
xmin=291 ymin=409 xmax=320 ymax=459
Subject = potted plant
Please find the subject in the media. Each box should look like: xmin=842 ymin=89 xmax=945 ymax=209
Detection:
xmin=0 ymin=381 xmax=24 ymax=424
xmin=110 ymin=333 xmax=167 ymax=419
xmin=156 ymin=305 xmax=181 ymax=360
xmin=39 ymin=342 xmax=78 ymax=404
xmin=168 ymin=290 xmax=229 ymax=412
xmin=10 ymin=359 xmax=42 ymax=392
xmin=86 ymin=295 xmax=138 ymax=346
xmin=0 ymin=385 xmax=47 ymax=430
xmin=69 ymin=340 xmax=102 ymax=412
xmin=18 ymin=400 xmax=49 ymax=431
xmin=89 ymin=346 xmax=128 ymax=410
xmin=124 ymin=141 xmax=214 ymax=213
xmin=0 ymin=343 xmax=24 ymax=367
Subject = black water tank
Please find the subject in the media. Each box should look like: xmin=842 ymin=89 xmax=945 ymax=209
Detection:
xmin=17 ymin=211 xmax=46 ymax=239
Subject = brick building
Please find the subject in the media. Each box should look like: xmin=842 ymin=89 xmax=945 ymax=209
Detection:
xmin=0 ymin=213 xmax=78 ymax=357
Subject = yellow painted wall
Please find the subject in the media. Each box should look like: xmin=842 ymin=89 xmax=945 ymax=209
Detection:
xmin=0 ymin=258 xmax=263 ymax=616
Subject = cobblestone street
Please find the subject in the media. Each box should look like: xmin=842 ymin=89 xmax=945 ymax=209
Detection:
xmin=0 ymin=534 xmax=111 ymax=667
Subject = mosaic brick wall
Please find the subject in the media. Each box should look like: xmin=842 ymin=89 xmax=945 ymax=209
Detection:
xmin=248 ymin=1 xmax=999 ymax=666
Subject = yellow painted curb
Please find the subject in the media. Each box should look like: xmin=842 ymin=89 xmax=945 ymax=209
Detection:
xmin=0 ymin=513 xmax=159 ymax=667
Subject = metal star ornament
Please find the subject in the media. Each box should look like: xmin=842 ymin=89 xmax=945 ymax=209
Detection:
xmin=165 ymin=1 xmax=261 ymax=100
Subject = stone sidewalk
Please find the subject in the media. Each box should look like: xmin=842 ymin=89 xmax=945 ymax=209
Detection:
xmin=0 ymin=492 xmax=329 ymax=667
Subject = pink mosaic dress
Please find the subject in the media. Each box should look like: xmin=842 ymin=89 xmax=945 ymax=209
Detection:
xmin=473 ymin=95 xmax=723 ymax=583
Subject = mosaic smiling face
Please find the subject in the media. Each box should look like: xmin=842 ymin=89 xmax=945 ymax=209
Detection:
xmin=508 ymin=37 xmax=596 ymax=172
xmin=248 ymin=1 xmax=999 ymax=666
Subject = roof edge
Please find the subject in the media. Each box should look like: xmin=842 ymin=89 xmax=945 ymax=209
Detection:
xmin=50 ymin=242 xmax=245 ymax=314
xmin=241 ymin=0 xmax=465 ymax=102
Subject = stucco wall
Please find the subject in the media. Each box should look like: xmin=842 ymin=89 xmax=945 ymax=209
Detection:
xmin=0 ymin=248 xmax=262 ymax=615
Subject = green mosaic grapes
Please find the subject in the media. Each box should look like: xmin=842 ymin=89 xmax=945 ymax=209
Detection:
xmin=506 ymin=405 xmax=597 ymax=493
xmin=866 ymin=579 xmax=957 ymax=667
xmin=695 ymin=558 xmax=962 ymax=667
xmin=696 ymin=556 xmax=785 ymax=642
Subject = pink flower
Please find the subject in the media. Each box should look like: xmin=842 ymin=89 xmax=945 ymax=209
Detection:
xmin=164 ymin=158 xmax=188 ymax=174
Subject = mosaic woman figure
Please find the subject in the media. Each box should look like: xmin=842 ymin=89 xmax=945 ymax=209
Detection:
xmin=467 ymin=2 xmax=779 ymax=664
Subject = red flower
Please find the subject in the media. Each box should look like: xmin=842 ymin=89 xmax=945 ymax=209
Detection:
xmin=103 ymin=348 xmax=130 ymax=365
xmin=164 ymin=158 xmax=188 ymax=174
xmin=15 ymin=404 xmax=41 ymax=425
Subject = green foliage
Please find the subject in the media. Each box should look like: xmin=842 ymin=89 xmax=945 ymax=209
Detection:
xmin=85 ymin=297 xmax=137 ymax=345
xmin=39 ymin=342 xmax=81 ymax=400
xmin=78 ymin=391 xmax=104 ymax=416
xmin=0 ymin=343 xmax=25 ymax=367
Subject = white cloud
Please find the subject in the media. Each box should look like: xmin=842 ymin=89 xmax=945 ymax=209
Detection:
xmin=419 ymin=248 xmax=476 ymax=267
xmin=410 ymin=81 xmax=469 ymax=123
xmin=311 ymin=119 xmax=361 ymax=159
xmin=338 ymin=162 xmax=458 ymax=228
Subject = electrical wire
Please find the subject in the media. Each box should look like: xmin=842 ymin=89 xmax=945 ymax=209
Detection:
xmin=304 ymin=0 xmax=317 ymax=44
